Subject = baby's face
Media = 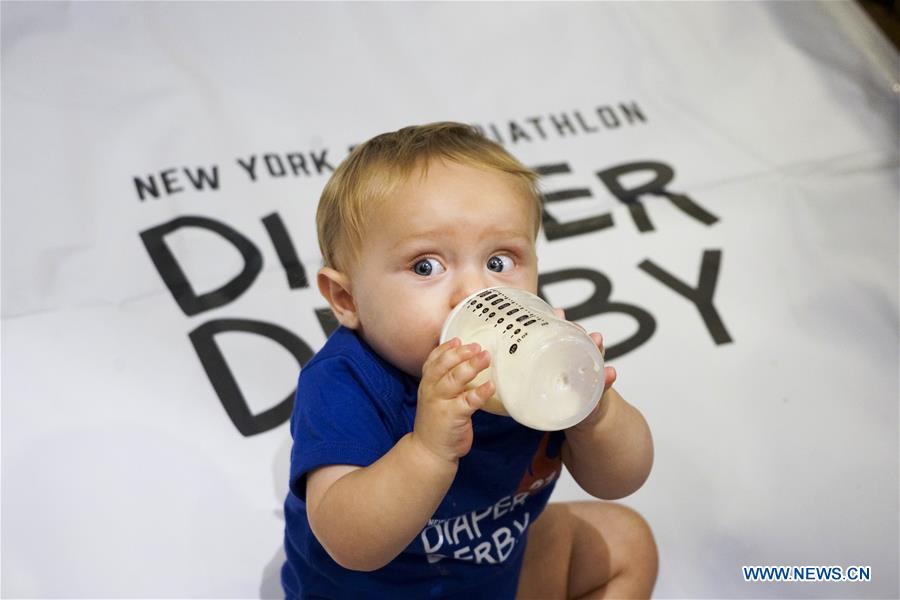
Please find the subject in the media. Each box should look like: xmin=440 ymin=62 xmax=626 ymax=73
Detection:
xmin=348 ymin=159 xmax=539 ymax=378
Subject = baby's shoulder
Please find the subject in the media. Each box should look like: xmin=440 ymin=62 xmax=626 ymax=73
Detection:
xmin=301 ymin=327 xmax=412 ymax=407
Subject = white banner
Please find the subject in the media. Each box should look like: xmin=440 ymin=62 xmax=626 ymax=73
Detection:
xmin=2 ymin=2 xmax=897 ymax=598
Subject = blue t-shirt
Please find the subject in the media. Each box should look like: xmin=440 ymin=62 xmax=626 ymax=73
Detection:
xmin=282 ymin=327 xmax=564 ymax=599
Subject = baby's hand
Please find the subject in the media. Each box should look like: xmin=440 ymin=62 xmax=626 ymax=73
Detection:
xmin=552 ymin=308 xmax=617 ymax=393
xmin=589 ymin=331 xmax=617 ymax=394
xmin=412 ymin=338 xmax=494 ymax=464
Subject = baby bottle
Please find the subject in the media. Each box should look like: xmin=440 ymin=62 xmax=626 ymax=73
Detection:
xmin=439 ymin=287 xmax=605 ymax=431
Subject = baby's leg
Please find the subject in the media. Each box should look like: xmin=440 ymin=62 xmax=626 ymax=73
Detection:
xmin=516 ymin=501 xmax=658 ymax=599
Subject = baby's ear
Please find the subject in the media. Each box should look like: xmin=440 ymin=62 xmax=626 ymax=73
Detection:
xmin=317 ymin=267 xmax=360 ymax=330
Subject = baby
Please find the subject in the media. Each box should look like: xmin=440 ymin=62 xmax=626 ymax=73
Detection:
xmin=282 ymin=122 xmax=657 ymax=598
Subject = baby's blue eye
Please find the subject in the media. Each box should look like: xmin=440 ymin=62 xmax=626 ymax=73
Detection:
xmin=487 ymin=255 xmax=514 ymax=272
xmin=412 ymin=258 xmax=445 ymax=277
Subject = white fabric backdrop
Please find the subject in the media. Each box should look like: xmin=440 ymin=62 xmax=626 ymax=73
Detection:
xmin=2 ymin=2 xmax=897 ymax=598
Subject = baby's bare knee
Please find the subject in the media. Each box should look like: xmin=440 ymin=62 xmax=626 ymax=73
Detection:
xmin=611 ymin=503 xmax=654 ymax=545
xmin=570 ymin=501 xmax=658 ymax=597
xmin=605 ymin=503 xmax=658 ymax=590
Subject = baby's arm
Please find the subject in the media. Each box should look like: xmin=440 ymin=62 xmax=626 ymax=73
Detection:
xmin=306 ymin=435 xmax=455 ymax=571
xmin=562 ymin=334 xmax=654 ymax=499
xmin=306 ymin=339 xmax=493 ymax=572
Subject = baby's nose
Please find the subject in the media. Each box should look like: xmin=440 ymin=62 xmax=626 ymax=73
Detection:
xmin=449 ymin=271 xmax=491 ymax=309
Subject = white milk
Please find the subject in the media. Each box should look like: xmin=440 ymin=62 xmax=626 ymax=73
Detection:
xmin=440 ymin=287 xmax=605 ymax=431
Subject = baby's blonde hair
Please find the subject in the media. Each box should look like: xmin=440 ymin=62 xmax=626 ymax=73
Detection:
xmin=316 ymin=122 xmax=542 ymax=271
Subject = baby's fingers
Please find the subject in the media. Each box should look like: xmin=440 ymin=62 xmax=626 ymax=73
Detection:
xmin=463 ymin=380 xmax=495 ymax=413
xmin=437 ymin=349 xmax=491 ymax=396
xmin=422 ymin=338 xmax=474 ymax=384
xmin=589 ymin=332 xmax=605 ymax=357
xmin=603 ymin=365 xmax=617 ymax=392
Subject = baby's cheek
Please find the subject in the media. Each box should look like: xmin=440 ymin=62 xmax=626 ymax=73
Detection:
xmin=414 ymin=330 xmax=443 ymax=374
